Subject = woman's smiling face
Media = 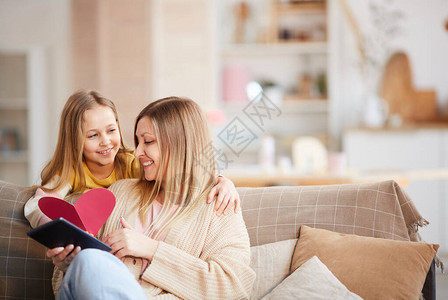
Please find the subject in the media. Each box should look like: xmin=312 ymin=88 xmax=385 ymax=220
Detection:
xmin=134 ymin=116 xmax=161 ymax=182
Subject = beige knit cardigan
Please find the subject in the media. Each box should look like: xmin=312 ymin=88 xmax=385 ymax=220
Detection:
xmin=53 ymin=179 xmax=255 ymax=299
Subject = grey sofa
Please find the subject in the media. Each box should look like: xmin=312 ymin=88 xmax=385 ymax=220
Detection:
xmin=0 ymin=179 xmax=437 ymax=299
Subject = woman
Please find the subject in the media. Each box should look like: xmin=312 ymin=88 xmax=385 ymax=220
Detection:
xmin=50 ymin=96 xmax=255 ymax=299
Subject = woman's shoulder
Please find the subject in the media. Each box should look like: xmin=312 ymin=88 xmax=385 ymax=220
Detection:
xmin=109 ymin=178 xmax=139 ymax=194
xmin=196 ymin=194 xmax=243 ymax=225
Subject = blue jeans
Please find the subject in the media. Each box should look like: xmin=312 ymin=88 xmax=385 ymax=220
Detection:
xmin=57 ymin=249 xmax=147 ymax=300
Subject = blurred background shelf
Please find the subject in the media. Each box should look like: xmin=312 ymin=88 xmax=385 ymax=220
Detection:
xmin=0 ymin=150 xmax=28 ymax=163
xmin=275 ymin=1 xmax=326 ymax=15
xmin=220 ymin=98 xmax=327 ymax=113
xmin=0 ymin=53 xmax=30 ymax=186
xmin=218 ymin=0 xmax=330 ymax=148
xmin=221 ymin=41 xmax=328 ymax=56
xmin=0 ymin=98 xmax=28 ymax=110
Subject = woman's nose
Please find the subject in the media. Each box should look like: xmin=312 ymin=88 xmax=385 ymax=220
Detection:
xmin=134 ymin=143 xmax=143 ymax=157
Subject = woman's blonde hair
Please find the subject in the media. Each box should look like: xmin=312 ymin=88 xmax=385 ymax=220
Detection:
xmin=134 ymin=96 xmax=216 ymax=239
xmin=38 ymin=89 xmax=131 ymax=194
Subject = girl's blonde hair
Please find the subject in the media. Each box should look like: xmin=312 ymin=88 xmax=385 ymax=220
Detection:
xmin=134 ymin=96 xmax=216 ymax=239
xmin=39 ymin=89 xmax=131 ymax=194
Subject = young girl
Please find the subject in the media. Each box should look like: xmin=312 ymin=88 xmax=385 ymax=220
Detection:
xmin=24 ymin=90 xmax=239 ymax=229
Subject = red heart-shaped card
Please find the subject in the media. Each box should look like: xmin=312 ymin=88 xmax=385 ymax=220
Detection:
xmin=38 ymin=188 xmax=116 ymax=236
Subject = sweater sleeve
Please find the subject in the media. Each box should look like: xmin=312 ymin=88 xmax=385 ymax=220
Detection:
xmin=142 ymin=211 xmax=256 ymax=299
xmin=24 ymin=176 xmax=72 ymax=228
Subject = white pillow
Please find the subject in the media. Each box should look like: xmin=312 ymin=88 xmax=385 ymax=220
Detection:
xmin=262 ymin=256 xmax=362 ymax=300
xmin=249 ymin=239 xmax=298 ymax=300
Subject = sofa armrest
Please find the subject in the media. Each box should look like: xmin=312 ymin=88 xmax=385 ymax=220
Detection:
xmin=0 ymin=180 xmax=54 ymax=299
xmin=422 ymin=260 xmax=436 ymax=300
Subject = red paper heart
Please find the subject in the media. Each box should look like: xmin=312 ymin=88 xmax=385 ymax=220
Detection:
xmin=38 ymin=188 xmax=116 ymax=235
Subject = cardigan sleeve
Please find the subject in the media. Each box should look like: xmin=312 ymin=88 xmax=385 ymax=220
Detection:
xmin=24 ymin=176 xmax=72 ymax=228
xmin=141 ymin=211 xmax=255 ymax=299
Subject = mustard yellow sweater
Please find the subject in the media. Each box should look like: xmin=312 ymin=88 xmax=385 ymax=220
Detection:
xmin=53 ymin=179 xmax=255 ymax=299
xmin=25 ymin=152 xmax=139 ymax=229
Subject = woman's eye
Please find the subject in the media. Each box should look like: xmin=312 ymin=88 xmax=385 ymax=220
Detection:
xmin=109 ymin=128 xmax=116 ymax=133
xmin=144 ymin=140 xmax=153 ymax=145
xmin=88 ymin=133 xmax=98 ymax=138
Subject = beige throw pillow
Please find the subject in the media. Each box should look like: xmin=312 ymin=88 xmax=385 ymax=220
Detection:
xmin=263 ymin=256 xmax=362 ymax=300
xmin=291 ymin=225 xmax=439 ymax=300
xmin=249 ymin=239 xmax=298 ymax=299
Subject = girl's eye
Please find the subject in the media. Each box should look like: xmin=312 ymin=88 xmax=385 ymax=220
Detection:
xmin=88 ymin=133 xmax=98 ymax=138
xmin=144 ymin=140 xmax=153 ymax=145
xmin=108 ymin=128 xmax=116 ymax=133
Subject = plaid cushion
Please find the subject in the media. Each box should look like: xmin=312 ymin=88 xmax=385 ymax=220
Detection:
xmin=0 ymin=180 xmax=54 ymax=299
xmin=238 ymin=180 xmax=424 ymax=247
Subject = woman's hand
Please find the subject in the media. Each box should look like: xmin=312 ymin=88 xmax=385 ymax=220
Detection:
xmin=207 ymin=176 xmax=241 ymax=216
xmin=46 ymin=244 xmax=81 ymax=273
xmin=103 ymin=217 xmax=159 ymax=261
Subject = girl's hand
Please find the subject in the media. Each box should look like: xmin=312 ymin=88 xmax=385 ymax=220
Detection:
xmin=207 ymin=176 xmax=241 ymax=216
xmin=46 ymin=244 xmax=81 ymax=273
xmin=103 ymin=217 xmax=158 ymax=261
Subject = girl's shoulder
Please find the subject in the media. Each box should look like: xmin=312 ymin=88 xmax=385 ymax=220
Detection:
xmin=117 ymin=151 xmax=140 ymax=177
xmin=116 ymin=151 xmax=135 ymax=162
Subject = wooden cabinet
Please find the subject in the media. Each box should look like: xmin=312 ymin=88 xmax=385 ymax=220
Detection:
xmin=343 ymin=127 xmax=448 ymax=254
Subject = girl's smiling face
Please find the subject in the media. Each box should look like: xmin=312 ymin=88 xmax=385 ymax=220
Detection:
xmin=134 ymin=116 xmax=161 ymax=182
xmin=82 ymin=105 xmax=121 ymax=178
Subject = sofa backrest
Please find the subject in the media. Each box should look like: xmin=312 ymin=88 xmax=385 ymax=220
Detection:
xmin=238 ymin=180 xmax=424 ymax=247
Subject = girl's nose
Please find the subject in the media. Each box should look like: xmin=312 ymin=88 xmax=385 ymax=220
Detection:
xmin=100 ymin=136 xmax=110 ymax=146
